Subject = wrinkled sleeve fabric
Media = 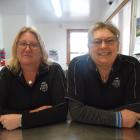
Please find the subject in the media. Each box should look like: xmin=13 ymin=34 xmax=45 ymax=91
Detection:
xmin=67 ymin=58 xmax=118 ymax=127
xmin=0 ymin=68 xmax=8 ymax=113
xmin=0 ymin=67 xmax=18 ymax=114
xmin=69 ymin=100 xmax=119 ymax=127
xmin=22 ymin=64 xmax=68 ymax=128
xmin=119 ymin=58 xmax=140 ymax=113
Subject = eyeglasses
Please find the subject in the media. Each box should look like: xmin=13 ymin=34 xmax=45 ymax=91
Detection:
xmin=17 ymin=41 xmax=40 ymax=49
xmin=91 ymin=37 xmax=118 ymax=47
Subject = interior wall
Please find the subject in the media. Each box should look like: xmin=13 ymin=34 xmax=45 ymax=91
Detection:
xmin=35 ymin=23 xmax=67 ymax=70
xmin=1 ymin=14 xmax=90 ymax=70
xmin=136 ymin=0 xmax=140 ymax=17
xmin=0 ymin=14 xmax=3 ymax=49
xmin=34 ymin=22 xmax=90 ymax=70
xmin=26 ymin=16 xmax=35 ymax=26
xmin=1 ymin=0 xmax=128 ymax=70
xmin=102 ymin=0 xmax=124 ymax=21
xmin=2 ymin=15 xmax=26 ymax=58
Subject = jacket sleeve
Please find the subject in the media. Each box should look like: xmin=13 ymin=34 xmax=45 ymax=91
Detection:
xmin=22 ymin=64 xmax=68 ymax=128
xmin=0 ymin=67 xmax=19 ymax=114
xmin=69 ymin=100 xmax=117 ymax=127
xmin=67 ymin=58 xmax=118 ymax=127
xmin=120 ymin=59 xmax=140 ymax=113
xmin=22 ymin=103 xmax=67 ymax=128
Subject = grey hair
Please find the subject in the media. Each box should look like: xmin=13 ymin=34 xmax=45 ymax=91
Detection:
xmin=88 ymin=22 xmax=120 ymax=48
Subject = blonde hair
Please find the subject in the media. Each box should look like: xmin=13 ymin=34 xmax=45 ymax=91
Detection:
xmin=88 ymin=22 xmax=120 ymax=47
xmin=6 ymin=26 xmax=51 ymax=73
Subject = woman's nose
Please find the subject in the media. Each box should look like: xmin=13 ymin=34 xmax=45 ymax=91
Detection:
xmin=100 ymin=41 xmax=107 ymax=48
xmin=24 ymin=45 xmax=32 ymax=51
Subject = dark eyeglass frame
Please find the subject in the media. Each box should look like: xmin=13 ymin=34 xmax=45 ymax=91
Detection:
xmin=17 ymin=41 xmax=40 ymax=49
xmin=91 ymin=37 xmax=118 ymax=47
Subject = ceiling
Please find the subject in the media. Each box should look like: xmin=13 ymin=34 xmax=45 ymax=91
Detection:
xmin=0 ymin=0 xmax=110 ymax=23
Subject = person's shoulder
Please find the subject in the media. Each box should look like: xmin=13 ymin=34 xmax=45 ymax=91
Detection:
xmin=119 ymin=54 xmax=140 ymax=64
xmin=47 ymin=62 xmax=65 ymax=76
xmin=0 ymin=66 xmax=12 ymax=78
xmin=49 ymin=62 xmax=63 ymax=70
xmin=69 ymin=54 xmax=89 ymax=66
xmin=0 ymin=66 xmax=10 ymax=73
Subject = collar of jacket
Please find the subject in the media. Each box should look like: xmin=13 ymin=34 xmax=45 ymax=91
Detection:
xmin=87 ymin=54 xmax=121 ymax=73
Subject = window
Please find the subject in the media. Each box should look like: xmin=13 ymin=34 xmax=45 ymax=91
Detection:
xmin=67 ymin=29 xmax=88 ymax=64
xmin=106 ymin=0 xmax=132 ymax=55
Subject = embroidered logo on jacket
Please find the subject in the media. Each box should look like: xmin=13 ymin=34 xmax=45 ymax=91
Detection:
xmin=40 ymin=82 xmax=48 ymax=92
xmin=112 ymin=77 xmax=120 ymax=88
